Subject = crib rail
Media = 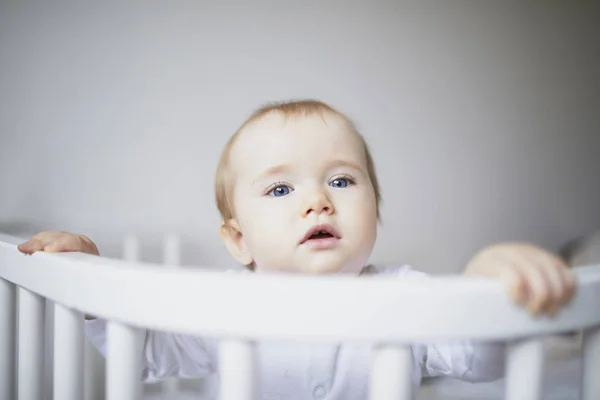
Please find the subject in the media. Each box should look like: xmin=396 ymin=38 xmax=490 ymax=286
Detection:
xmin=1 ymin=232 xmax=600 ymax=400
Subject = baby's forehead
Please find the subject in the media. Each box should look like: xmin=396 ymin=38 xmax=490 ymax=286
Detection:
xmin=233 ymin=110 xmax=355 ymax=149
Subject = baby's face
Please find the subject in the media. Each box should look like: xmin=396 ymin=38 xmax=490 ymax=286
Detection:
xmin=226 ymin=111 xmax=378 ymax=274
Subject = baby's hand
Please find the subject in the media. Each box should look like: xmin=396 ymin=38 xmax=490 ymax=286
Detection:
xmin=18 ymin=231 xmax=99 ymax=256
xmin=464 ymin=243 xmax=576 ymax=315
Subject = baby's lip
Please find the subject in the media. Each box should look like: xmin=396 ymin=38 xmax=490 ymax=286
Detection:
xmin=299 ymin=224 xmax=341 ymax=245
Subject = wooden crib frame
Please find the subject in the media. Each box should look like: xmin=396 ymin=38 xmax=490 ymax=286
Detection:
xmin=1 ymin=232 xmax=599 ymax=400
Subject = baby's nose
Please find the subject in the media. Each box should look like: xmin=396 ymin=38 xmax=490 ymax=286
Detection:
xmin=301 ymin=189 xmax=335 ymax=217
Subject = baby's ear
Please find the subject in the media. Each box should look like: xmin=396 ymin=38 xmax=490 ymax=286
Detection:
xmin=219 ymin=219 xmax=254 ymax=266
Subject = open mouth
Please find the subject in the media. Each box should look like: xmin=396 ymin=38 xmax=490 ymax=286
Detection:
xmin=300 ymin=224 xmax=341 ymax=245
xmin=309 ymin=231 xmax=334 ymax=239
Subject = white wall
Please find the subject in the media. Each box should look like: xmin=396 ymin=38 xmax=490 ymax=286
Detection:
xmin=1 ymin=2 xmax=599 ymax=273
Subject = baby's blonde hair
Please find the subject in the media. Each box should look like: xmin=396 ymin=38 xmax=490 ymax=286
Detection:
xmin=215 ymin=99 xmax=382 ymax=226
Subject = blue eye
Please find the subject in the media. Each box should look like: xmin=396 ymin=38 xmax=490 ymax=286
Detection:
xmin=268 ymin=185 xmax=292 ymax=197
xmin=330 ymin=178 xmax=350 ymax=188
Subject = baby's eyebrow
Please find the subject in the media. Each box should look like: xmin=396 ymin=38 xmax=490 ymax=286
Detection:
xmin=326 ymin=159 xmax=363 ymax=172
xmin=253 ymin=164 xmax=292 ymax=185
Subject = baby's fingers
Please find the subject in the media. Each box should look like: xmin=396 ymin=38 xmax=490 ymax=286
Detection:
xmin=42 ymin=241 xmax=69 ymax=253
xmin=17 ymin=231 xmax=93 ymax=255
xmin=501 ymin=266 xmax=529 ymax=305
xmin=18 ymin=238 xmax=46 ymax=255
xmin=517 ymin=260 xmax=552 ymax=314
xmin=495 ymin=251 xmax=552 ymax=315
xmin=516 ymin=250 xmax=574 ymax=315
xmin=46 ymin=233 xmax=99 ymax=255
xmin=539 ymin=254 xmax=577 ymax=313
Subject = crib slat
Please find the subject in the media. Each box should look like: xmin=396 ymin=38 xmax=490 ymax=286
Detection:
xmin=123 ymin=235 xmax=141 ymax=262
xmin=582 ymin=327 xmax=600 ymax=400
xmin=161 ymin=233 xmax=181 ymax=395
xmin=161 ymin=234 xmax=180 ymax=394
xmin=369 ymin=344 xmax=413 ymax=400
xmin=104 ymin=236 xmax=142 ymax=400
xmin=17 ymin=287 xmax=46 ymax=400
xmin=219 ymin=339 xmax=256 ymax=400
xmin=54 ymin=303 xmax=84 ymax=400
xmin=106 ymin=321 xmax=144 ymax=400
xmin=85 ymin=336 xmax=106 ymax=400
xmin=0 ymin=279 xmax=16 ymax=400
xmin=504 ymin=338 xmax=544 ymax=400
xmin=163 ymin=232 xmax=181 ymax=267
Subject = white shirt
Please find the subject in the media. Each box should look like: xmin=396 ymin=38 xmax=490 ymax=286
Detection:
xmin=85 ymin=265 xmax=506 ymax=399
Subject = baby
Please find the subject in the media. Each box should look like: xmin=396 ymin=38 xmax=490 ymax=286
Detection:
xmin=19 ymin=100 xmax=576 ymax=399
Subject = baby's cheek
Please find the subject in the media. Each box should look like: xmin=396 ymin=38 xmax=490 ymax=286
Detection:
xmin=339 ymin=195 xmax=377 ymax=232
xmin=245 ymin=212 xmax=291 ymax=250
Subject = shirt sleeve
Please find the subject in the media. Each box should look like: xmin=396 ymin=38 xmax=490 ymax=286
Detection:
xmin=417 ymin=340 xmax=505 ymax=382
xmin=84 ymin=319 xmax=216 ymax=383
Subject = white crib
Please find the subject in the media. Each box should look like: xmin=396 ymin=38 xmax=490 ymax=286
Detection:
xmin=1 ymin=232 xmax=599 ymax=400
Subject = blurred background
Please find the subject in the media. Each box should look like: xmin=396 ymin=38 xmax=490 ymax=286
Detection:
xmin=1 ymin=1 xmax=599 ymax=273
